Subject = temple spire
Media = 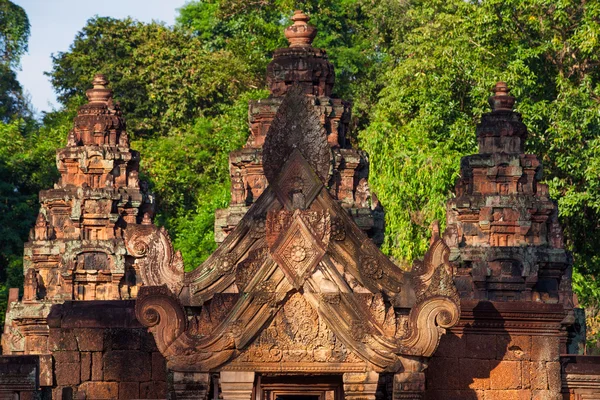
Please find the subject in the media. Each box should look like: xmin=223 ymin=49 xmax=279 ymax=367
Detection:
xmin=86 ymin=73 xmax=112 ymax=104
xmin=488 ymin=81 xmax=515 ymax=112
xmin=476 ymin=80 xmax=527 ymax=154
xmin=284 ymin=10 xmax=317 ymax=47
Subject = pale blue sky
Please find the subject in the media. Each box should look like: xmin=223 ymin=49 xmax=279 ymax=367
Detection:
xmin=14 ymin=0 xmax=188 ymax=115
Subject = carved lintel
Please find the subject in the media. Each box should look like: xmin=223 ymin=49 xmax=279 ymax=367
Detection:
xmin=220 ymin=371 xmax=255 ymax=400
xmin=342 ymin=371 xmax=379 ymax=400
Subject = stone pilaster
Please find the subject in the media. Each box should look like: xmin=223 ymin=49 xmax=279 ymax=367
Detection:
xmin=343 ymin=372 xmax=379 ymax=400
xmin=170 ymin=371 xmax=210 ymax=400
xmin=220 ymin=371 xmax=255 ymax=400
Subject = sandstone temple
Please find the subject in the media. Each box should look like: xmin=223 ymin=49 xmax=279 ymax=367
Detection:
xmin=1 ymin=10 xmax=599 ymax=400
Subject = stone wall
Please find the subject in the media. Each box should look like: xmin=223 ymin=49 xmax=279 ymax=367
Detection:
xmin=46 ymin=301 xmax=166 ymax=399
xmin=425 ymin=300 xmax=566 ymax=400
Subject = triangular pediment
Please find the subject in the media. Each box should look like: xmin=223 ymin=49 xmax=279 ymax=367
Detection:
xmin=136 ymin=85 xmax=460 ymax=374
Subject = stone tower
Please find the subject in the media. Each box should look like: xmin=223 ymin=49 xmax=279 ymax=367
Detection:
xmin=445 ymin=81 xmax=572 ymax=305
xmin=215 ymin=10 xmax=383 ymax=245
xmin=424 ymin=82 xmax=576 ymax=399
xmin=1 ymin=75 xmax=182 ymax=355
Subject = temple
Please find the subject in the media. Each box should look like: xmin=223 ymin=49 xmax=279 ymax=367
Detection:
xmin=1 ymin=9 xmax=598 ymax=400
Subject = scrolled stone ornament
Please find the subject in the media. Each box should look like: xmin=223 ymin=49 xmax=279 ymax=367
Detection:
xmin=135 ymin=285 xmax=186 ymax=354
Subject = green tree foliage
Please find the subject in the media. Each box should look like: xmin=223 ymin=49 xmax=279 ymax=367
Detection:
xmin=360 ymin=0 xmax=600 ymax=308
xmin=47 ymin=17 xmax=268 ymax=269
xmin=0 ymin=0 xmax=30 ymax=120
xmin=0 ymin=0 xmax=33 ymax=328
xmin=4 ymin=1 xmax=600 ymax=346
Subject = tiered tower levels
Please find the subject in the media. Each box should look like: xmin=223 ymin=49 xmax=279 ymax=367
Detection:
xmin=216 ymin=11 xmax=382 ymax=245
xmin=444 ymin=82 xmax=571 ymax=304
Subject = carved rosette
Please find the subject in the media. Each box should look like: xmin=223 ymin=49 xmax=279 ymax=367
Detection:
xmin=267 ymin=210 xmax=329 ymax=289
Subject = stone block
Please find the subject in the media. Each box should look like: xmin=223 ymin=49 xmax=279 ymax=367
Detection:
xmin=75 ymin=328 xmax=104 ymax=351
xmin=546 ymin=361 xmax=561 ymax=392
xmin=436 ymin=333 xmax=465 ymax=359
xmin=55 ymin=362 xmax=80 ymax=386
xmin=151 ymin=352 xmax=166 ymax=381
xmin=531 ymin=336 xmax=559 ymax=362
xmin=426 ymin=357 xmax=460 ymax=390
xmin=530 ymin=361 xmax=548 ymax=390
xmin=459 ymin=358 xmax=490 ymax=390
xmin=490 ymin=360 xmax=521 ymax=389
xmin=103 ymin=350 xmax=151 ymax=382
xmin=532 ymin=390 xmax=563 ymax=400
xmin=119 ymin=382 xmax=139 ymax=399
xmin=521 ymin=358 xmax=531 ymax=389
xmin=496 ymin=335 xmax=531 ymax=361
xmin=79 ymin=381 xmax=119 ymax=399
xmin=140 ymin=381 xmax=168 ymax=399
xmin=48 ymin=329 xmax=78 ymax=351
xmin=486 ymin=390 xmax=531 ymax=400
xmin=91 ymin=352 xmax=103 ymax=381
xmin=105 ymin=328 xmax=141 ymax=350
xmin=424 ymin=390 xmax=483 ymax=400
xmin=140 ymin=331 xmax=159 ymax=352
xmin=81 ymin=352 xmax=91 ymax=382
xmin=53 ymin=350 xmax=80 ymax=364
xmin=39 ymin=354 xmax=53 ymax=387
xmin=465 ymin=334 xmax=497 ymax=359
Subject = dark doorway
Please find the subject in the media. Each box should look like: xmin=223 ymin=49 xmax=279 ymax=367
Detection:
xmin=257 ymin=375 xmax=342 ymax=400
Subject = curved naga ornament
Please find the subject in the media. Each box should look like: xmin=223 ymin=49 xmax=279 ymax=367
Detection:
xmin=124 ymin=224 xmax=184 ymax=293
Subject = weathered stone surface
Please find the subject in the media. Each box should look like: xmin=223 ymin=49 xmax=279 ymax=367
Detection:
xmin=104 ymin=328 xmax=140 ymax=350
xmin=486 ymin=390 xmax=531 ymax=400
xmin=496 ymin=335 xmax=531 ymax=361
xmin=427 ymin=358 xmax=460 ymax=390
xmin=139 ymin=381 xmax=167 ymax=399
xmin=78 ymin=381 xmax=118 ymax=399
xmin=80 ymin=352 xmax=91 ymax=382
xmin=75 ymin=328 xmax=104 ymax=351
xmin=465 ymin=335 xmax=497 ymax=360
xmin=490 ymin=361 xmax=521 ymax=389
xmin=531 ymin=336 xmax=560 ymax=362
xmin=118 ymin=382 xmax=139 ymax=399
xmin=91 ymin=351 xmax=103 ymax=381
xmin=424 ymin=389 xmax=484 ymax=400
xmin=55 ymin=361 xmax=80 ymax=386
xmin=151 ymin=351 xmax=166 ymax=381
xmin=48 ymin=329 xmax=78 ymax=351
xmin=103 ymin=350 xmax=150 ymax=382
xmin=459 ymin=358 xmax=491 ymax=390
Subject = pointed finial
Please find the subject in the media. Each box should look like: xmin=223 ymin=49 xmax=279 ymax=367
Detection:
xmin=285 ymin=10 xmax=317 ymax=47
xmin=86 ymin=73 xmax=112 ymax=104
xmin=488 ymin=81 xmax=515 ymax=112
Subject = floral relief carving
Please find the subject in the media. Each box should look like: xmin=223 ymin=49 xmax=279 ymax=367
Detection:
xmin=360 ymin=255 xmax=384 ymax=280
xmin=216 ymin=253 xmax=237 ymax=275
xmin=233 ymin=293 xmax=354 ymax=365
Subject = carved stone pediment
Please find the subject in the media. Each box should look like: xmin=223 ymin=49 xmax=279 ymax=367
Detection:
xmin=135 ymin=85 xmax=460 ymax=375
